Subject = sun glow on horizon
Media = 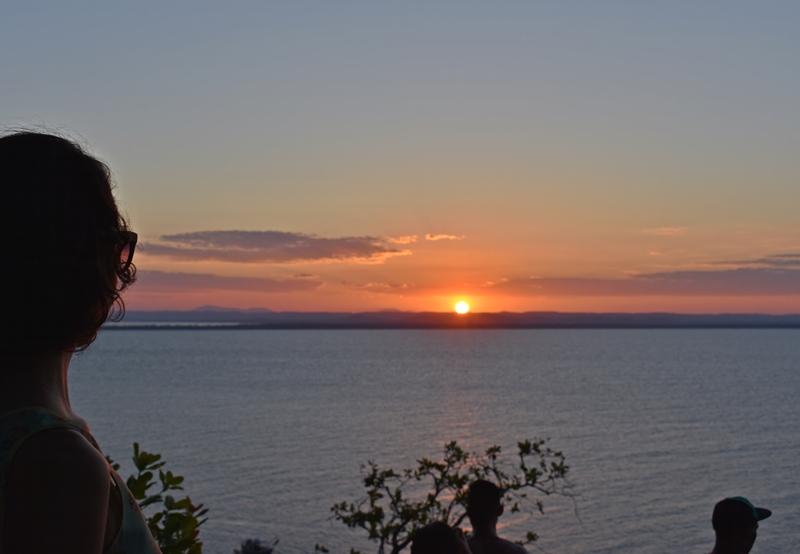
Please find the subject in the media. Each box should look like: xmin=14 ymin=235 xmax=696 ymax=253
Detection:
xmin=455 ymin=301 xmax=470 ymax=314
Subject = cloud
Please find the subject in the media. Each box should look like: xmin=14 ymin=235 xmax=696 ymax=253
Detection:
xmin=641 ymin=227 xmax=687 ymax=236
xmin=709 ymin=253 xmax=800 ymax=268
xmin=425 ymin=234 xmax=465 ymax=241
xmin=143 ymin=230 xmax=410 ymax=264
xmin=486 ymin=268 xmax=800 ymax=297
xmin=355 ymin=282 xmax=410 ymax=291
xmin=134 ymin=270 xmax=322 ymax=293
xmin=387 ymin=235 xmax=418 ymax=244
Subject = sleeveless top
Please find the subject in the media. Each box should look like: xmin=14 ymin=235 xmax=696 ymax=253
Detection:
xmin=0 ymin=407 xmax=162 ymax=554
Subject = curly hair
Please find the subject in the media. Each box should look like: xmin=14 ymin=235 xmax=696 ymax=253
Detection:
xmin=0 ymin=131 xmax=136 ymax=353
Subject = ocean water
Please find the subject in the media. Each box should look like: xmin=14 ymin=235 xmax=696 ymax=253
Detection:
xmin=69 ymin=329 xmax=800 ymax=553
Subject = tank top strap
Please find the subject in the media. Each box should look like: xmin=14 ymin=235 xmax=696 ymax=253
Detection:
xmin=0 ymin=407 xmax=98 ymax=459
xmin=107 ymin=470 xmax=163 ymax=554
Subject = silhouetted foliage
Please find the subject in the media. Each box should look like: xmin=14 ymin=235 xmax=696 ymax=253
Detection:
xmin=107 ymin=443 xmax=208 ymax=554
xmin=234 ymin=538 xmax=279 ymax=554
xmin=328 ymin=439 xmax=572 ymax=554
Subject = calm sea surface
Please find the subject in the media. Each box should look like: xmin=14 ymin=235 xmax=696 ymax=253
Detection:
xmin=70 ymin=329 xmax=800 ymax=553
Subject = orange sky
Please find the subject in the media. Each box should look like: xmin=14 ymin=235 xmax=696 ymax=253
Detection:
xmin=125 ymin=223 xmax=800 ymax=313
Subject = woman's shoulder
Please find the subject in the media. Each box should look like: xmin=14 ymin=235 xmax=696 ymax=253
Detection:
xmin=10 ymin=424 xmax=107 ymax=476
xmin=3 ymin=427 xmax=111 ymax=553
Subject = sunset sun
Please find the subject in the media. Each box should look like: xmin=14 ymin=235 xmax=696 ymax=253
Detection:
xmin=455 ymin=301 xmax=470 ymax=314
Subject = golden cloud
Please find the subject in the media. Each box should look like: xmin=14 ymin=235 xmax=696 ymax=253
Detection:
xmin=425 ymin=234 xmax=465 ymax=241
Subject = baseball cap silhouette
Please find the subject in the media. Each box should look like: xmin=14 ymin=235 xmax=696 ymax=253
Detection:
xmin=712 ymin=497 xmax=771 ymax=533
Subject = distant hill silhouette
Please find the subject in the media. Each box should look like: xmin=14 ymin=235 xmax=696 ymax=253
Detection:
xmin=111 ymin=310 xmax=800 ymax=329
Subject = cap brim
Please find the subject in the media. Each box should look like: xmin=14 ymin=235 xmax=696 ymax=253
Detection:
xmin=755 ymin=507 xmax=772 ymax=521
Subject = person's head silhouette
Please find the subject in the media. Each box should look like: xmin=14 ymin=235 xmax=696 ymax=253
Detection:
xmin=466 ymin=480 xmax=527 ymax=554
xmin=711 ymin=497 xmax=771 ymax=554
xmin=411 ymin=522 xmax=460 ymax=554
xmin=0 ymin=131 xmax=136 ymax=355
xmin=467 ymin=479 xmax=504 ymax=531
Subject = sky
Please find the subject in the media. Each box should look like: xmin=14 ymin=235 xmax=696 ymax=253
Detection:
xmin=2 ymin=1 xmax=800 ymax=313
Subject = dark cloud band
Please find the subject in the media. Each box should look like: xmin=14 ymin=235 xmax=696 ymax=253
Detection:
xmin=488 ymin=268 xmax=800 ymax=297
xmin=142 ymin=230 xmax=407 ymax=264
xmin=710 ymin=253 xmax=800 ymax=268
xmin=134 ymin=270 xmax=322 ymax=293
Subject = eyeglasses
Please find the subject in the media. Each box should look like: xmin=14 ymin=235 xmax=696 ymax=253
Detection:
xmin=118 ymin=231 xmax=138 ymax=272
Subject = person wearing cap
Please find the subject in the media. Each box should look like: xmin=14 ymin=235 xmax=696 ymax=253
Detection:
xmin=710 ymin=497 xmax=771 ymax=554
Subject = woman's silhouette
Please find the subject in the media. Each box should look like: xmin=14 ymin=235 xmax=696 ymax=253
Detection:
xmin=0 ymin=132 xmax=160 ymax=553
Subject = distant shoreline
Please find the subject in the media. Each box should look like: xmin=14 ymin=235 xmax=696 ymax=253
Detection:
xmin=104 ymin=310 xmax=800 ymax=330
